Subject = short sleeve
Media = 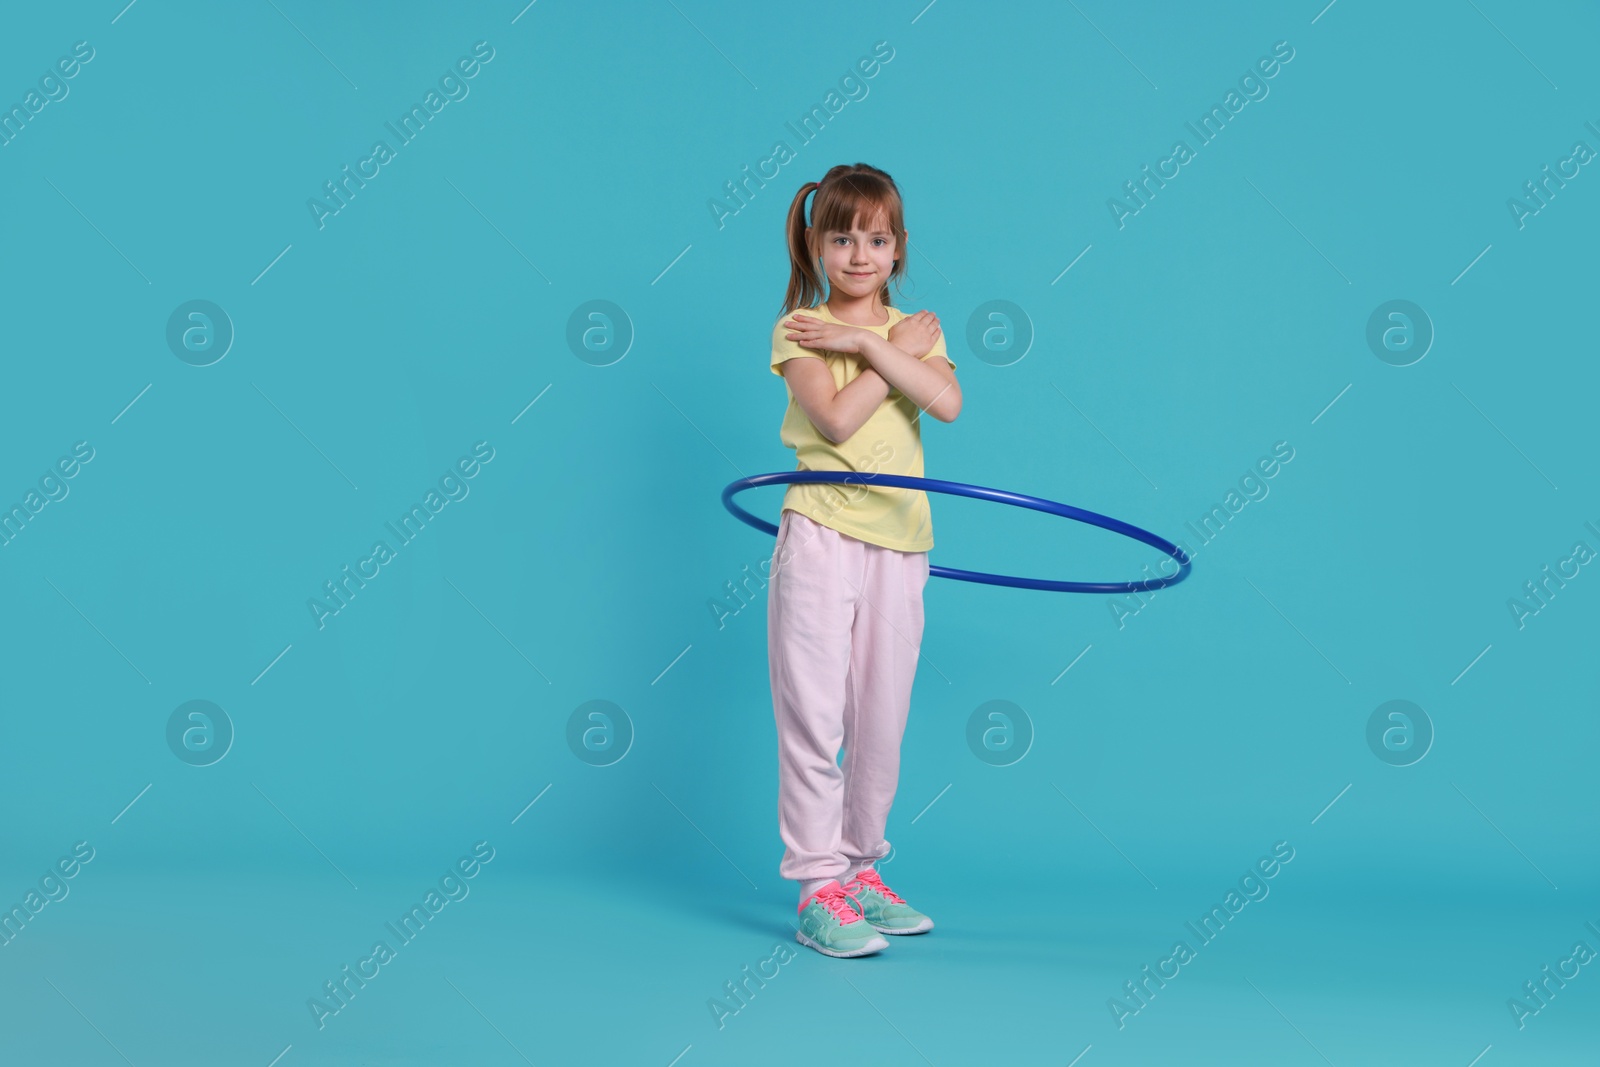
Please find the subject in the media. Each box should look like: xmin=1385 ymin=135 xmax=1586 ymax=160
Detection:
xmin=922 ymin=328 xmax=955 ymax=371
xmin=771 ymin=315 xmax=821 ymax=376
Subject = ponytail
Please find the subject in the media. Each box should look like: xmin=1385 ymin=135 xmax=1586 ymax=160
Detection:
xmin=780 ymin=182 xmax=825 ymax=318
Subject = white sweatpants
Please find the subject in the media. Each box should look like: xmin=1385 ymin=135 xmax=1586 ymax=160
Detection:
xmin=766 ymin=508 xmax=929 ymax=885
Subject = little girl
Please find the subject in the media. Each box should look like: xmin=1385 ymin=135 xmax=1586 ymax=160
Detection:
xmin=766 ymin=163 xmax=961 ymax=958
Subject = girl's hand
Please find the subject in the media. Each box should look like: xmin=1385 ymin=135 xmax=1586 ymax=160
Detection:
xmin=888 ymin=310 xmax=941 ymax=358
xmin=782 ymin=314 xmax=872 ymax=356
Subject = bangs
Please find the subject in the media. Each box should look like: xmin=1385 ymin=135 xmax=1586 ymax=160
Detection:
xmin=813 ymin=180 xmax=899 ymax=238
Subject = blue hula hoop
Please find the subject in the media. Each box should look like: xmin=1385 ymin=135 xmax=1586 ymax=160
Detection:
xmin=721 ymin=471 xmax=1192 ymax=594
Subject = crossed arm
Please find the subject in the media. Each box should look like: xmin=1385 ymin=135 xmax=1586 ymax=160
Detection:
xmin=779 ymin=313 xmax=962 ymax=444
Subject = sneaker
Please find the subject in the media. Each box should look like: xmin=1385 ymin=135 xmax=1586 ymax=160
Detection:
xmin=794 ymin=880 xmax=890 ymax=958
xmin=842 ymin=868 xmax=934 ymax=934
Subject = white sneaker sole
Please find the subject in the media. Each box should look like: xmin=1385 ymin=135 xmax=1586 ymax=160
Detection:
xmin=795 ymin=928 xmax=890 ymax=957
xmin=869 ymin=917 xmax=934 ymax=935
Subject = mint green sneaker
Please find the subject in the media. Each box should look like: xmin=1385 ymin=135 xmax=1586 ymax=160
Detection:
xmin=795 ymin=880 xmax=890 ymax=958
xmin=842 ymin=868 xmax=933 ymax=934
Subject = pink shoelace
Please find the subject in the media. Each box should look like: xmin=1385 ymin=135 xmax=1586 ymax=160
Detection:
xmin=810 ymin=882 xmax=865 ymax=923
xmin=845 ymin=869 xmax=905 ymax=904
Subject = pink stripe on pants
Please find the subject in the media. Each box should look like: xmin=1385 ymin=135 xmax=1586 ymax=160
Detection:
xmin=767 ymin=508 xmax=930 ymax=884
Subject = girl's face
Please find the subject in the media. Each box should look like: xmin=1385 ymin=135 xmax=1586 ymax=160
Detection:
xmin=814 ymin=213 xmax=898 ymax=299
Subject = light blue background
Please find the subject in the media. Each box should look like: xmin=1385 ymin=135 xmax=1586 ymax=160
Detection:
xmin=0 ymin=1 xmax=1595 ymax=1064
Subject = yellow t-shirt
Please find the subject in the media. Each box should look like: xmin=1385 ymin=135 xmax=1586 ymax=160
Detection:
xmin=770 ymin=302 xmax=956 ymax=552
